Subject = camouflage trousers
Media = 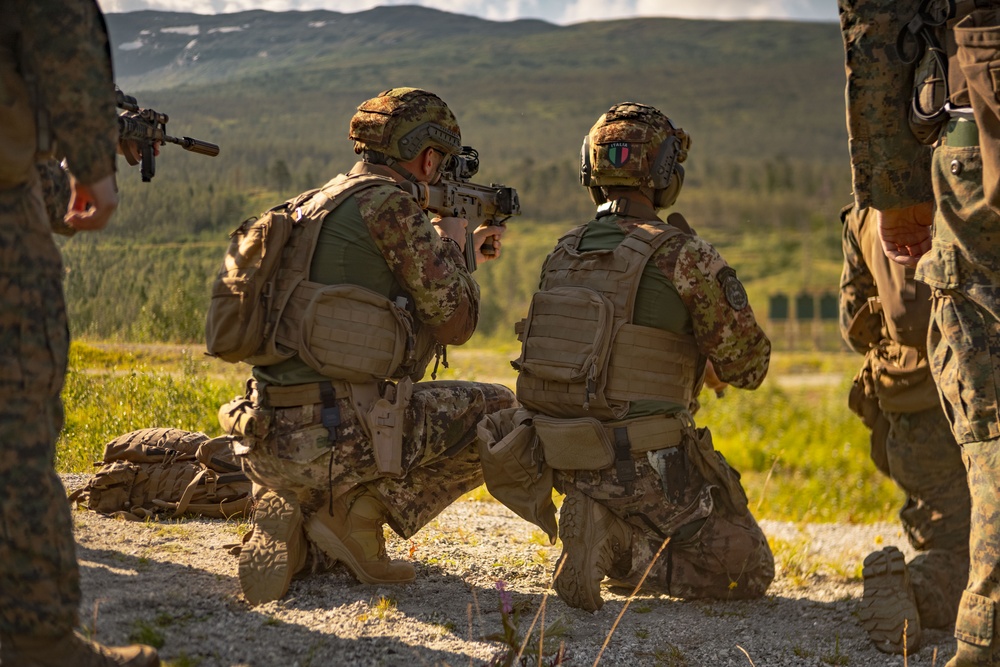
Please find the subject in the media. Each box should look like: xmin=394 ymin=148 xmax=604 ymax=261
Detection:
xmin=554 ymin=426 xmax=774 ymax=600
xmin=0 ymin=182 xmax=79 ymax=638
xmin=239 ymin=380 xmax=517 ymax=538
xmin=877 ymin=407 xmax=971 ymax=628
xmin=928 ymin=134 xmax=1000 ymax=663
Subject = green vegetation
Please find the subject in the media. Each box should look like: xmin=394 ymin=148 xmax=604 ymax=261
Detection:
xmin=62 ymin=8 xmax=850 ymax=346
xmin=53 ymin=9 xmax=898 ymax=530
xmin=59 ymin=343 xmax=901 ymax=525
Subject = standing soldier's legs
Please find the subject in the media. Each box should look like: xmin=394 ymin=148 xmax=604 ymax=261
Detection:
xmin=860 ymin=407 xmax=971 ymax=654
xmin=929 ymin=288 xmax=1000 ymax=666
xmin=0 ymin=195 xmax=78 ymax=641
xmin=885 ymin=408 xmax=970 ymax=628
xmin=1 ymin=191 xmax=158 ymax=666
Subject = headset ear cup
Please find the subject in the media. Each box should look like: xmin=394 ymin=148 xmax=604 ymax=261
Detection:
xmin=580 ymin=135 xmax=593 ymax=186
xmin=654 ymin=164 xmax=684 ymax=209
xmin=589 ymin=186 xmax=607 ymax=206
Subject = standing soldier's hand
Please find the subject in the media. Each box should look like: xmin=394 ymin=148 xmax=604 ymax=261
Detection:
xmin=877 ymin=201 xmax=934 ymax=267
xmin=65 ymin=174 xmax=118 ymax=231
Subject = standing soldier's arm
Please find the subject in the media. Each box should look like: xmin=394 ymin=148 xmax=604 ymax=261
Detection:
xmin=839 ymin=0 xmax=933 ymax=210
xmin=359 ymin=188 xmax=480 ymax=345
xmin=839 ymin=206 xmax=878 ymax=354
xmin=658 ymin=237 xmax=770 ymax=390
xmin=15 ymin=0 xmax=117 ymax=187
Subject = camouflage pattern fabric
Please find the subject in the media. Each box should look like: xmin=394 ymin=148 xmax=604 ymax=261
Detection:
xmin=0 ymin=181 xmax=79 ymax=638
xmin=555 ymin=432 xmax=773 ymax=600
xmin=841 ymin=2 xmax=1000 ymax=662
xmin=241 ymin=381 xmax=516 ymax=538
xmin=838 ymin=0 xmax=935 ymax=211
xmin=925 ymin=146 xmax=1000 ymax=663
xmin=840 ymin=204 xmax=971 ymax=628
xmin=5 ymin=0 xmax=118 ymax=187
xmin=535 ymin=212 xmax=772 ymax=600
xmin=885 ymin=408 xmax=971 ymax=628
xmin=642 ymin=224 xmax=769 ymax=389
xmin=1 ymin=0 xmax=116 ymax=640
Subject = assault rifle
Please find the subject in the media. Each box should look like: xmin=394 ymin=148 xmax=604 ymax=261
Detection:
xmin=413 ymin=146 xmax=521 ymax=271
xmin=116 ymin=87 xmax=220 ymax=182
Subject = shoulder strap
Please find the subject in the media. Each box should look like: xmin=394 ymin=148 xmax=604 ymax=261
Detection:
xmin=616 ymin=221 xmax=685 ymax=321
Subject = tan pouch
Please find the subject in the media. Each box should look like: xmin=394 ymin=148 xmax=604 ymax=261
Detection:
xmin=298 ymin=284 xmax=413 ymax=382
xmin=517 ymin=286 xmax=614 ymax=384
xmin=533 ymin=414 xmax=614 ymax=471
xmin=477 ymin=408 xmax=557 ymax=543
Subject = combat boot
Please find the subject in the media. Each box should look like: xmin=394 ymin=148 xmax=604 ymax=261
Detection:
xmin=238 ymin=487 xmax=307 ymax=605
xmin=0 ymin=631 xmax=159 ymax=666
xmin=859 ymin=546 xmax=922 ymax=654
xmin=304 ymin=489 xmax=415 ymax=584
xmin=553 ymin=490 xmax=632 ymax=612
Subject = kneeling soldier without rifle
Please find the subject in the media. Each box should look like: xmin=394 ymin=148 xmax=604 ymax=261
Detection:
xmin=216 ymin=88 xmax=515 ymax=604
xmin=481 ymin=103 xmax=774 ymax=611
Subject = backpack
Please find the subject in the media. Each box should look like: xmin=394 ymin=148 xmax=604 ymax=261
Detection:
xmin=205 ymin=173 xmax=394 ymax=364
xmin=69 ymin=428 xmax=253 ymax=520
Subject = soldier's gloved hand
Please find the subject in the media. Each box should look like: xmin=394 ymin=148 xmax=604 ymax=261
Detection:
xmin=64 ymin=173 xmax=118 ymax=231
xmin=473 ymin=223 xmax=506 ymax=265
xmin=877 ymin=201 xmax=933 ymax=267
xmin=433 ymin=216 xmax=468 ymax=251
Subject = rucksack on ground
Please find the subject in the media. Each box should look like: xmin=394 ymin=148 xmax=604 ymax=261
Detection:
xmin=69 ymin=428 xmax=253 ymax=520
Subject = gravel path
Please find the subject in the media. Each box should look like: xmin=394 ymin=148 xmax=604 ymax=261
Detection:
xmin=61 ymin=474 xmax=954 ymax=666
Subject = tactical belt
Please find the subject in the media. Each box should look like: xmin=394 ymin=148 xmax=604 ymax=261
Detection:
xmin=259 ymin=379 xmax=355 ymax=408
xmin=944 ymin=117 xmax=978 ymax=148
xmin=605 ymin=414 xmax=688 ymax=455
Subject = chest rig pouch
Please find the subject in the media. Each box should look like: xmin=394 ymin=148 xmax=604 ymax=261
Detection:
xmin=514 ymin=220 xmax=700 ymax=421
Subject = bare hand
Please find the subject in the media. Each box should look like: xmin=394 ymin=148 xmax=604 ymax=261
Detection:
xmin=704 ymin=359 xmax=728 ymax=398
xmin=473 ymin=223 xmax=507 ymax=265
xmin=64 ymin=174 xmax=118 ymax=231
xmin=433 ymin=216 xmax=469 ymax=252
xmin=877 ymin=201 xmax=934 ymax=267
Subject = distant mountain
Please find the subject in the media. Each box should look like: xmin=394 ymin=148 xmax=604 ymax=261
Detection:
xmin=105 ymin=6 xmax=848 ymax=163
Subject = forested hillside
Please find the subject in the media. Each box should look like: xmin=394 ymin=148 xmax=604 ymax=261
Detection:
xmin=61 ymin=7 xmax=850 ymax=345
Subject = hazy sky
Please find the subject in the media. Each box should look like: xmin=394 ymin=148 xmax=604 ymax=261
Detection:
xmin=96 ymin=0 xmax=838 ymax=24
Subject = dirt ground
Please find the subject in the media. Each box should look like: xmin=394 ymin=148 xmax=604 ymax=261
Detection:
xmin=63 ymin=475 xmax=956 ymax=667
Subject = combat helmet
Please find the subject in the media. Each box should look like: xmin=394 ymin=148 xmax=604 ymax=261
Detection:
xmin=580 ymin=102 xmax=691 ymax=209
xmin=349 ymin=88 xmax=462 ymax=163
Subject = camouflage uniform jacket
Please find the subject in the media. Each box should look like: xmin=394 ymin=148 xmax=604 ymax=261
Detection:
xmin=838 ymin=0 xmax=935 ymax=211
xmin=2 ymin=0 xmax=117 ymax=188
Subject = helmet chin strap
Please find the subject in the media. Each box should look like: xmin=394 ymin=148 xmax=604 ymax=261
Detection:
xmin=362 ymin=149 xmax=421 ymax=184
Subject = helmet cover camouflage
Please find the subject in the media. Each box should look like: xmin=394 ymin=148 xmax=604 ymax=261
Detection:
xmin=582 ymin=102 xmax=690 ymax=191
xmin=349 ymin=87 xmax=462 ymax=161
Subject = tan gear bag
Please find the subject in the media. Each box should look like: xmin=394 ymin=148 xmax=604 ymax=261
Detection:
xmin=69 ymin=428 xmax=252 ymax=520
xmin=205 ymin=173 xmax=393 ymax=365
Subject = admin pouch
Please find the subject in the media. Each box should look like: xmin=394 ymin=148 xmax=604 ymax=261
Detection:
xmin=205 ymin=172 xmax=398 ymax=369
xmin=513 ymin=221 xmax=700 ymax=420
xmin=69 ymin=428 xmax=252 ymax=520
xmin=477 ymin=407 xmax=557 ymax=543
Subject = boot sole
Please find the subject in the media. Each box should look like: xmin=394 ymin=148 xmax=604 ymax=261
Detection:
xmin=239 ymin=489 xmax=301 ymax=605
xmin=553 ymin=494 xmax=604 ymax=612
xmin=304 ymin=515 xmax=415 ymax=585
xmin=859 ymin=546 xmax=921 ymax=654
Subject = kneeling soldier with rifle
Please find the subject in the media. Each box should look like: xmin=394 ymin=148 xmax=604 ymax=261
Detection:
xmin=213 ymin=88 xmax=516 ymax=604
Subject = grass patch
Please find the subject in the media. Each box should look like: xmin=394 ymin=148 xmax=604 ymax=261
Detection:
xmin=128 ymin=619 xmax=166 ymax=649
xmin=60 ymin=343 xmax=903 ymax=525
